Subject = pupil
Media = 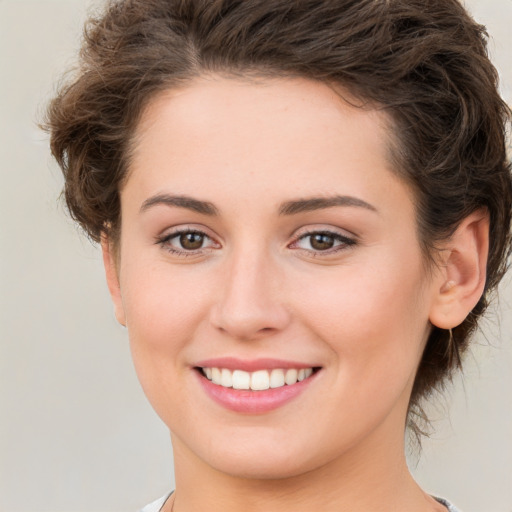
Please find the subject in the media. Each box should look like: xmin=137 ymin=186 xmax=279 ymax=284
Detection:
xmin=180 ymin=232 xmax=204 ymax=250
xmin=311 ymin=234 xmax=334 ymax=250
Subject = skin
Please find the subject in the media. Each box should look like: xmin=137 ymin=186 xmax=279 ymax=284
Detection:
xmin=102 ymin=76 xmax=488 ymax=512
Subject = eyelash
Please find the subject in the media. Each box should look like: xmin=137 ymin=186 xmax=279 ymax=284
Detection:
xmin=156 ymin=229 xmax=218 ymax=257
xmin=290 ymin=230 xmax=357 ymax=256
xmin=156 ymin=228 xmax=357 ymax=257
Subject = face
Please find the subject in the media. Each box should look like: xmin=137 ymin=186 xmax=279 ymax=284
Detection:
xmin=106 ymin=76 xmax=441 ymax=479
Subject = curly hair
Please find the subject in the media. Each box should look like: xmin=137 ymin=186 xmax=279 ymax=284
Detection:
xmin=45 ymin=0 xmax=512 ymax=436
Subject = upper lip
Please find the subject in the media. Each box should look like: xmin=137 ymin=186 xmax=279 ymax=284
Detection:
xmin=194 ymin=357 xmax=320 ymax=372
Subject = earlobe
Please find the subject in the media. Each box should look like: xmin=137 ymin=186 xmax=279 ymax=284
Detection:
xmin=101 ymin=234 xmax=126 ymax=327
xmin=429 ymin=209 xmax=489 ymax=329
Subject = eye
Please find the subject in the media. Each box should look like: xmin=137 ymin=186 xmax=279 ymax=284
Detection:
xmin=178 ymin=232 xmax=207 ymax=250
xmin=157 ymin=228 xmax=218 ymax=255
xmin=292 ymin=230 xmax=356 ymax=253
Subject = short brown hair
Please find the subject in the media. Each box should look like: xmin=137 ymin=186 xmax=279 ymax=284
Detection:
xmin=46 ymin=0 xmax=512 ymax=435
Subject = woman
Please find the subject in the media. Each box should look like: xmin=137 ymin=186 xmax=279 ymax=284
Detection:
xmin=45 ymin=0 xmax=511 ymax=511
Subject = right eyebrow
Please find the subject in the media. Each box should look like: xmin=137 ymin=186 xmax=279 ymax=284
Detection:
xmin=139 ymin=194 xmax=219 ymax=216
xmin=278 ymin=195 xmax=377 ymax=216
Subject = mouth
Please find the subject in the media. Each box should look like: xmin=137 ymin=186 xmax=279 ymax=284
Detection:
xmin=193 ymin=358 xmax=322 ymax=413
xmin=196 ymin=366 xmax=318 ymax=391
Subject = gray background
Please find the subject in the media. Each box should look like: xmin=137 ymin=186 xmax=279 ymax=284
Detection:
xmin=0 ymin=1 xmax=511 ymax=511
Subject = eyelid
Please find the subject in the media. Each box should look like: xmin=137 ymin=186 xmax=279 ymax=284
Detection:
xmin=288 ymin=226 xmax=358 ymax=254
xmin=156 ymin=223 xmax=219 ymax=241
xmin=155 ymin=224 xmax=222 ymax=255
xmin=154 ymin=224 xmax=357 ymax=257
xmin=290 ymin=224 xmax=358 ymax=242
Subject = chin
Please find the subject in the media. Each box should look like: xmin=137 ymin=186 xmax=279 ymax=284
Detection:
xmin=207 ymin=451 xmax=316 ymax=481
xmin=184 ymin=430 xmax=336 ymax=481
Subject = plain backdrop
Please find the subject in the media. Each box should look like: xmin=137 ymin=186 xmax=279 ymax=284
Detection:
xmin=1 ymin=1 xmax=511 ymax=511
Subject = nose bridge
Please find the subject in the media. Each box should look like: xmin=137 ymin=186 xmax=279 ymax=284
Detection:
xmin=211 ymin=240 xmax=289 ymax=339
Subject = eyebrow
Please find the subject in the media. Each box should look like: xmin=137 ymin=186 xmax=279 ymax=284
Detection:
xmin=279 ymin=195 xmax=377 ymax=215
xmin=140 ymin=193 xmax=377 ymax=217
xmin=140 ymin=194 xmax=219 ymax=215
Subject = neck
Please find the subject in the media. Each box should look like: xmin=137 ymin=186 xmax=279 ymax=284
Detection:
xmin=168 ymin=415 xmax=438 ymax=512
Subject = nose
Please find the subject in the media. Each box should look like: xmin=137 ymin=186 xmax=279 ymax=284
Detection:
xmin=210 ymin=247 xmax=291 ymax=341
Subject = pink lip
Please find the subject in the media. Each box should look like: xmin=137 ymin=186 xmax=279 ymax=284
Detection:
xmin=194 ymin=367 xmax=320 ymax=414
xmin=194 ymin=357 xmax=317 ymax=372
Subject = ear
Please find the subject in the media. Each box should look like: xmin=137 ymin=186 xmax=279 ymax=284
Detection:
xmin=429 ymin=209 xmax=489 ymax=329
xmin=101 ymin=234 xmax=126 ymax=327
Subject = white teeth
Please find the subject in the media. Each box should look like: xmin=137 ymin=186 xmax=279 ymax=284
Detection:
xmin=285 ymin=368 xmax=298 ymax=385
xmin=269 ymin=369 xmax=285 ymax=388
xmin=251 ymin=370 xmax=270 ymax=391
xmin=201 ymin=366 xmax=315 ymax=390
xmin=221 ymin=368 xmax=232 ymax=388
xmin=211 ymin=367 xmax=222 ymax=385
xmin=232 ymin=370 xmax=250 ymax=390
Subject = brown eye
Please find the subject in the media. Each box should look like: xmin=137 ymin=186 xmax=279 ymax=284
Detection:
xmin=179 ymin=232 xmax=205 ymax=250
xmin=309 ymin=233 xmax=335 ymax=251
xmin=158 ymin=228 xmax=218 ymax=255
xmin=292 ymin=230 xmax=356 ymax=254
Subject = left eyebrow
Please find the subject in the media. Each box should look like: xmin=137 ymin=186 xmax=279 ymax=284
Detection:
xmin=278 ymin=195 xmax=378 ymax=215
xmin=140 ymin=194 xmax=219 ymax=216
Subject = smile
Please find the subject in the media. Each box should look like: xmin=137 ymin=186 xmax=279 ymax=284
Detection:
xmin=200 ymin=367 xmax=315 ymax=391
xmin=194 ymin=358 xmax=322 ymax=413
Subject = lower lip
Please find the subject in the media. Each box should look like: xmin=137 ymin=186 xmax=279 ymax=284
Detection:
xmin=195 ymin=370 xmax=319 ymax=414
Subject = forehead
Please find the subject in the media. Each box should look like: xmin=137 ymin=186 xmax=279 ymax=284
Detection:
xmin=134 ymin=75 xmax=390 ymax=155
xmin=126 ymin=75 xmax=410 ymax=217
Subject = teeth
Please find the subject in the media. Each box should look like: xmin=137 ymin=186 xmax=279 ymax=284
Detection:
xmin=232 ymin=370 xmax=250 ymax=390
xmin=211 ymin=367 xmax=222 ymax=385
xmin=269 ymin=369 xmax=285 ymax=388
xmin=285 ymin=369 xmax=298 ymax=385
xmin=201 ymin=367 xmax=315 ymax=390
xmin=251 ymin=370 xmax=270 ymax=390
xmin=297 ymin=368 xmax=313 ymax=381
xmin=221 ymin=368 xmax=233 ymax=388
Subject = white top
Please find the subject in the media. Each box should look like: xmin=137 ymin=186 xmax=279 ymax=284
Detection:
xmin=434 ymin=497 xmax=461 ymax=512
xmin=140 ymin=493 xmax=461 ymax=512
xmin=140 ymin=493 xmax=172 ymax=512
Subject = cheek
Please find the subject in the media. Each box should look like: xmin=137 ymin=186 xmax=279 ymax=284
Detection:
xmin=292 ymin=259 xmax=431 ymax=441
xmin=119 ymin=260 xmax=214 ymax=423
xmin=295 ymin=254 xmax=430 ymax=380
xmin=121 ymin=255 xmax=207 ymax=332
xmin=119 ymin=257 xmax=212 ymax=381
